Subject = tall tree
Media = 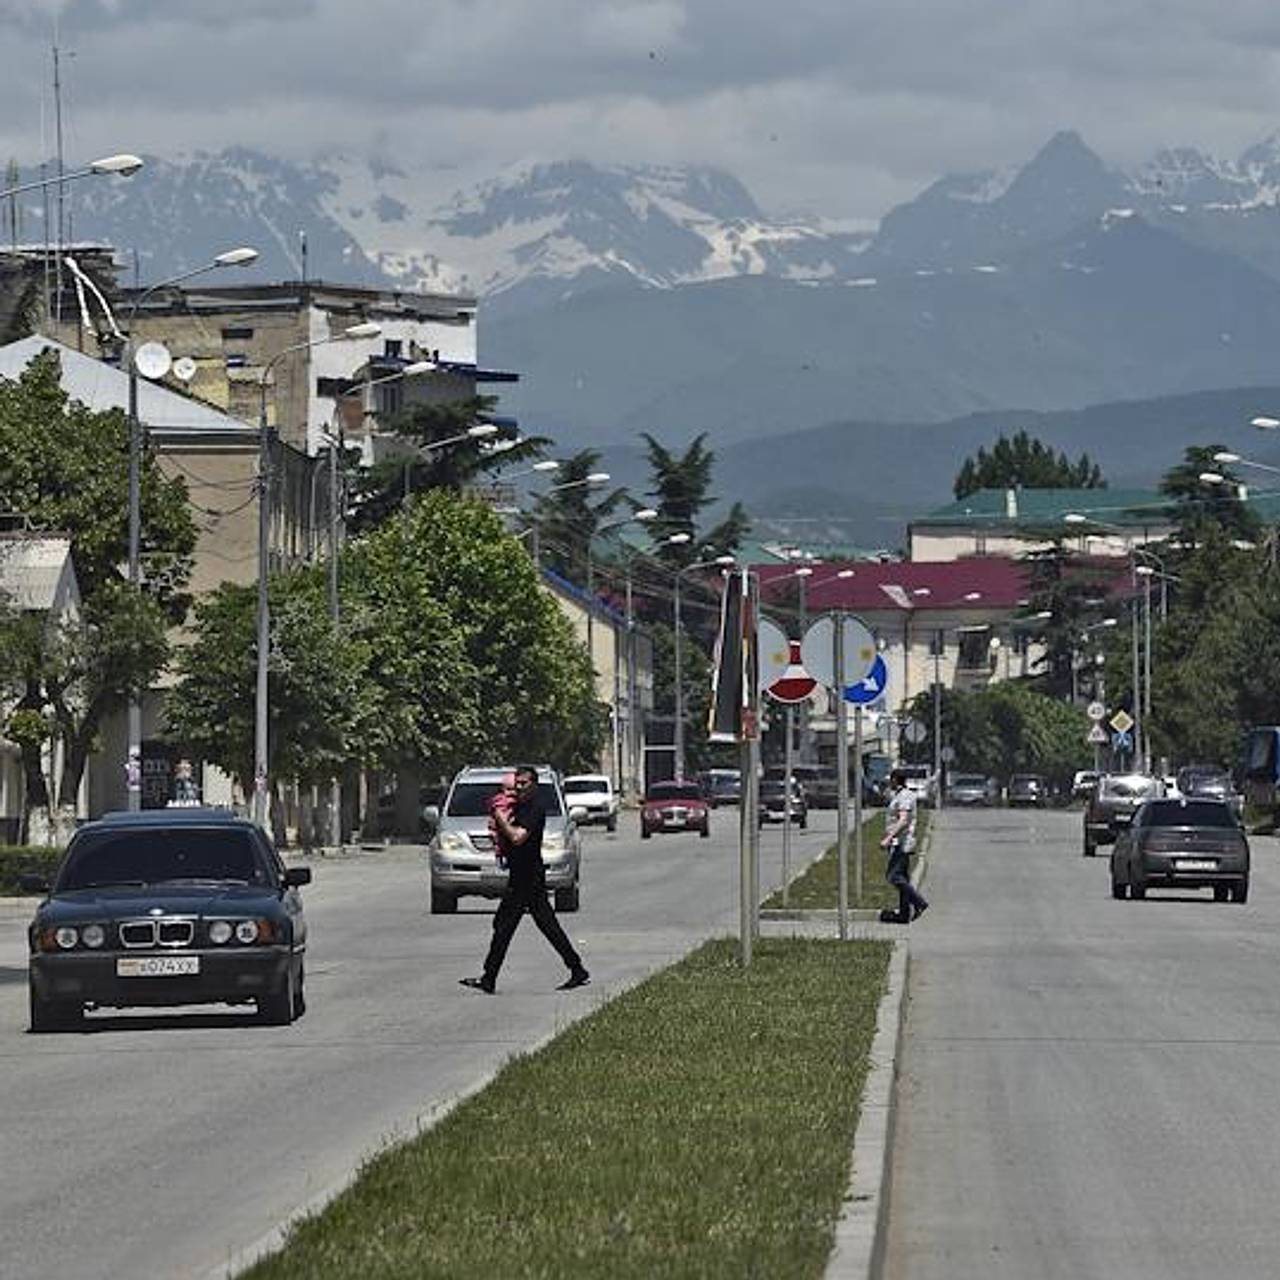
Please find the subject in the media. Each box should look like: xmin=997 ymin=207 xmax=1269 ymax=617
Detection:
xmin=0 ymin=350 xmax=195 ymax=831
xmin=530 ymin=448 xmax=626 ymax=584
xmin=346 ymin=394 xmax=549 ymax=532
xmin=642 ymin=432 xmax=734 ymax=567
xmin=953 ymin=430 xmax=1106 ymax=499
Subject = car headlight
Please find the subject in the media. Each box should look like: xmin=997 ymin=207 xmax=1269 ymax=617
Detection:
xmin=54 ymin=926 xmax=79 ymax=950
xmin=81 ymin=924 xmax=106 ymax=949
xmin=439 ymin=831 xmax=470 ymax=854
xmin=235 ymin=919 xmax=263 ymax=944
xmin=209 ymin=920 xmax=233 ymax=945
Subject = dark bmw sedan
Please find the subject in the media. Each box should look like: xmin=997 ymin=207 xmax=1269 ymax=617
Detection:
xmin=24 ymin=808 xmax=309 ymax=1032
xmin=1110 ymin=798 xmax=1249 ymax=903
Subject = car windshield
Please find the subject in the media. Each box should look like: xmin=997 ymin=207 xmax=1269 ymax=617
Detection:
xmin=708 ymin=774 xmax=740 ymax=791
xmin=1142 ymin=800 xmax=1237 ymax=828
xmin=446 ymin=782 xmax=563 ymax=816
xmin=1180 ymin=772 xmax=1229 ymax=792
xmin=648 ymin=783 xmax=702 ymax=801
xmin=1106 ymin=777 xmax=1158 ymax=798
xmin=57 ymin=828 xmax=268 ymax=890
xmin=900 ymin=767 xmax=930 ymax=780
xmin=952 ymin=774 xmax=988 ymax=787
xmin=563 ymin=779 xmax=607 ymax=794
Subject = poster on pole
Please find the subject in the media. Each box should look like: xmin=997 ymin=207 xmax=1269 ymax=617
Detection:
xmin=708 ymin=568 xmax=760 ymax=742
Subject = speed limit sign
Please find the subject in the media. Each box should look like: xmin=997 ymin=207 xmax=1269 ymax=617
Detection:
xmin=1087 ymin=701 xmax=1106 ymax=722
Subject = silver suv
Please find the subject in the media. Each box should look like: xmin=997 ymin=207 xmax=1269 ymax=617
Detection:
xmin=428 ymin=766 xmax=583 ymax=914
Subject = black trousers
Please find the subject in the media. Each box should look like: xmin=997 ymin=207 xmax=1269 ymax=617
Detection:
xmin=482 ymin=875 xmax=582 ymax=981
xmin=886 ymin=841 xmax=927 ymax=918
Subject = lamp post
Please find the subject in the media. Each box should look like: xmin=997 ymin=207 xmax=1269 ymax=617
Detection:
xmin=0 ymin=152 xmax=142 ymax=201
xmin=253 ymin=320 xmax=381 ymax=828
xmin=122 ymin=245 xmax=259 ymax=810
xmin=674 ymin=553 xmax=737 ymax=780
xmin=309 ymin=359 xmax=434 ymax=846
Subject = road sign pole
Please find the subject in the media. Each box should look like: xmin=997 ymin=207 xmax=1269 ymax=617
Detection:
xmin=739 ymin=736 xmax=753 ymax=967
xmin=782 ymin=704 xmax=794 ymax=908
xmin=835 ymin=617 xmax=849 ymax=941
xmin=854 ymin=705 xmax=864 ymax=907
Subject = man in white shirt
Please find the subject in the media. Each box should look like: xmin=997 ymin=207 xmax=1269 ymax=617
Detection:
xmin=880 ymin=768 xmax=928 ymax=924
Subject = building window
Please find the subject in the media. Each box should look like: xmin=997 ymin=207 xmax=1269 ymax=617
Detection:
xmin=225 ymin=353 xmax=248 ymax=369
xmin=956 ymin=628 xmax=995 ymax=672
xmin=376 ymin=379 xmax=404 ymax=420
xmin=384 ymin=338 xmax=402 ymax=359
xmin=221 ymin=326 xmax=253 ymax=341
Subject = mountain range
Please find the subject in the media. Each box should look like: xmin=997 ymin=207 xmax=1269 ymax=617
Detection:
xmin=17 ymin=130 xmax=1280 ymax=538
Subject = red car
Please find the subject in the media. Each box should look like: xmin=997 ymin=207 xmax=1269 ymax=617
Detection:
xmin=641 ymin=780 xmax=710 ymax=839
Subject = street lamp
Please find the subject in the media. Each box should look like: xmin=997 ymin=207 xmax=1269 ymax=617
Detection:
xmin=587 ymin=507 xmax=658 ymax=654
xmin=253 ymin=319 xmax=381 ymax=827
xmin=0 ymin=152 xmax=143 ymax=200
xmin=122 ymin=245 xmax=260 ymax=810
xmin=674 ymin=553 xmax=737 ymax=779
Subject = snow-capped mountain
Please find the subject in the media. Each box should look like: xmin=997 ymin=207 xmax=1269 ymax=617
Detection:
xmin=314 ymin=157 xmax=868 ymax=307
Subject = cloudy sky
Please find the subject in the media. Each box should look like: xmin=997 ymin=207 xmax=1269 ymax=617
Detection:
xmin=3 ymin=0 xmax=1280 ymax=221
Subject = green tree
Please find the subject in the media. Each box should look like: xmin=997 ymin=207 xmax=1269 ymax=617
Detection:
xmin=531 ymin=448 xmax=626 ymax=584
xmin=0 ymin=350 xmax=195 ymax=827
xmin=642 ymin=432 xmax=748 ymax=568
xmin=347 ymin=395 xmax=550 ymax=532
xmin=953 ymin=430 xmax=1106 ymax=499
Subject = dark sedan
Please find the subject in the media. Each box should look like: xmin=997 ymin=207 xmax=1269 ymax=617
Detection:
xmin=1007 ymin=774 xmax=1047 ymax=808
xmin=759 ymin=775 xmax=808 ymax=828
xmin=24 ymin=808 xmax=309 ymax=1032
xmin=1083 ymin=773 xmax=1162 ymax=855
xmin=1110 ymin=798 xmax=1249 ymax=902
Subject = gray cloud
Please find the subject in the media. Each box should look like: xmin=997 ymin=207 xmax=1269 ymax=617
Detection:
xmin=3 ymin=0 xmax=1280 ymax=220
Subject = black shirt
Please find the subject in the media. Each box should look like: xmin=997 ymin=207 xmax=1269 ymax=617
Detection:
xmin=506 ymin=792 xmax=546 ymax=880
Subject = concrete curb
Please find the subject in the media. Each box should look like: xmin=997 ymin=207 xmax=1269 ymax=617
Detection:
xmin=825 ymin=939 xmax=910 ymax=1280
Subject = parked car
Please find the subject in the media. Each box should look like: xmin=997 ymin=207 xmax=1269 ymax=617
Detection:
xmin=898 ymin=764 xmax=938 ymax=808
xmin=1110 ymin=797 xmax=1249 ymax=902
xmin=948 ymin=773 xmax=997 ymax=806
xmin=562 ymin=774 xmax=618 ymax=832
xmin=700 ymin=768 xmax=742 ymax=808
xmin=1007 ymin=774 xmax=1047 ymax=808
xmin=759 ymin=774 xmax=808 ymax=827
xmin=641 ymin=780 xmax=710 ymax=839
xmin=1083 ymin=773 xmax=1163 ymax=855
xmin=428 ymin=765 xmax=582 ymax=914
xmin=23 ymin=807 xmax=310 ymax=1032
xmin=1071 ymin=770 xmax=1100 ymax=801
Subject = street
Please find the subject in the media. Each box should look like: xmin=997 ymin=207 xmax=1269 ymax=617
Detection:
xmin=886 ymin=806 xmax=1280 ymax=1280
xmin=0 ymin=808 xmax=834 ymax=1280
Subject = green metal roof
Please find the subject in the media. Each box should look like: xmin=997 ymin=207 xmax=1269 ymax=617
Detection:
xmin=913 ymin=488 xmax=1175 ymax=529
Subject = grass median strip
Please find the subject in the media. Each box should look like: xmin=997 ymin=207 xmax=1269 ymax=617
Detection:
xmin=762 ymin=810 xmax=931 ymax=911
xmin=242 ymin=937 xmax=891 ymax=1280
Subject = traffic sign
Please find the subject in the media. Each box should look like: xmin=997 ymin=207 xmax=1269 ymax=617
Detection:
xmin=758 ymin=618 xmax=791 ymax=689
xmin=940 ymin=745 xmax=956 ymax=763
xmin=801 ymin=614 xmax=876 ymax=688
xmin=902 ymin=719 xmax=928 ymax=745
xmin=1087 ymin=724 xmax=1107 ymax=745
xmin=1087 ymin=701 xmax=1106 ymax=723
xmin=843 ymin=653 xmax=888 ymax=706
xmin=1109 ymin=709 xmax=1134 ymax=735
xmin=771 ymin=643 xmax=818 ymax=704
xmin=1112 ymin=729 xmax=1133 ymax=752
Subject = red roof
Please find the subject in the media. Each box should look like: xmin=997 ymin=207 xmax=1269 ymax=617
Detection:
xmin=754 ymin=557 xmax=1035 ymax=612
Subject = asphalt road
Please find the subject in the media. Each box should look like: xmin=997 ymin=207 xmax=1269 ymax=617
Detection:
xmin=886 ymin=806 xmax=1280 ymax=1280
xmin=0 ymin=806 xmax=836 ymax=1280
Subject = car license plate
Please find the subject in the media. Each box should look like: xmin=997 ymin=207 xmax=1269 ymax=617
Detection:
xmin=116 ymin=955 xmax=200 ymax=978
xmin=1176 ymin=859 xmax=1216 ymax=872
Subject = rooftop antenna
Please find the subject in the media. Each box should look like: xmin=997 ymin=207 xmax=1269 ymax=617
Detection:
xmin=53 ymin=35 xmax=65 ymax=324
xmin=300 ymin=228 xmax=308 ymax=284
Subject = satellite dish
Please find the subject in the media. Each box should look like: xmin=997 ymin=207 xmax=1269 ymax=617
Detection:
xmin=172 ymin=356 xmax=197 ymax=383
xmin=133 ymin=341 xmax=172 ymax=380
